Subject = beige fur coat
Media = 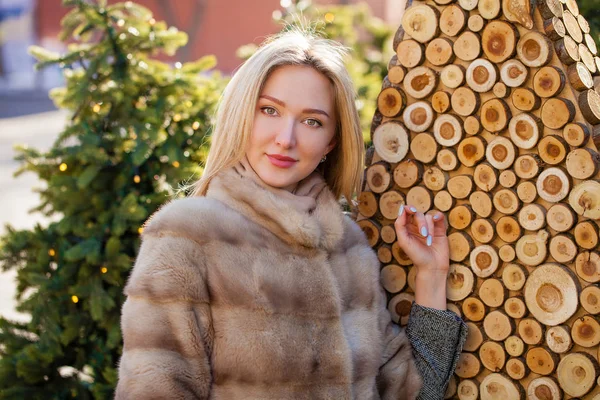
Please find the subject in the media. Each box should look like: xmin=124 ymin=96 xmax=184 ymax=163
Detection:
xmin=116 ymin=161 xmax=423 ymax=399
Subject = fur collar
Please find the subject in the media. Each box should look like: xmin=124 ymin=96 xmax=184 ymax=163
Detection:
xmin=205 ymin=157 xmax=345 ymax=250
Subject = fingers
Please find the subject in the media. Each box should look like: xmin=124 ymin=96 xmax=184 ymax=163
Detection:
xmin=430 ymin=210 xmax=448 ymax=236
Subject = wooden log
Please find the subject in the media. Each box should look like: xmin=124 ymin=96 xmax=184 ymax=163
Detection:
xmin=423 ymin=166 xmax=449 ymax=191
xmin=493 ymin=82 xmax=509 ymax=98
xmin=517 ymin=181 xmax=537 ymax=203
xmin=425 ymin=38 xmax=455 ymax=66
xmin=517 ymin=32 xmax=552 ymax=67
xmin=440 ymin=65 xmax=465 ymax=89
xmin=569 ymin=180 xmax=600 ymax=219
xmin=481 ymin=20 xmax=518 ymax=63
xmin=440 ymin=4 xmax=468 ymax=37
xmin=464 ymin=115 xmax=482 ymax=135
xmin=451 ymin=87 xmax=480 ymax=116
xmin=463 ymin=296 xmax=488 ymax=321
xmin=481 ymin=98 xmax=511 ymax=133
xmin=402 ymin=101 xmax=434 ymax=133
xmin=538 ymin=0 xmax=563 ymax=19
xmin=406 ymin=186 xmax=433 ymax=213
xmin=574 ymin=220 xmax=600 ymax=250
xmin=470 ymin=190 xmax=494 ymax=217
xmin=480 ymin=340 xmax=506 ymax=371
xmin=578 ymin=44 xmax=596 ymax=75
xmin=543 ymin=17 xmax=566 ymax=41
xmin=377 ymin=245 xmax=393 ymax=264
xmin=546 ymin=203 xmax=577 ymax=232
xmin=538 ymin=135 xmax=569 ymax=165
xmin=466 ymin=58 xmax=498 ymax=92
xmin=575 ymin=251 xmax=600 ymax=283
xmin=497 ymin=215 xmax=522 ymax=243
xmin=500 ymin=169 xmax=517 ymax=188
xmin=447 ymin=263 xmax=475 ymax=301
xmin=480 ymin=374 xmax=524 ymax=399
xmin=431 ymin=91 xmax=451 ymax=113
xmin=366 ymin=161 xmax=393 ymax=193
xmin=556 ymin=352 xmax=600 ymax=397
xmin=519 ymin=317 xmax=545 ymax=345
xmin=380 ymin=224 xmax=396 ymax=244
xmin=563 ymin=122 xmax=590 ymax=147
xmin=585 ymin=33 xmax=597 ymax=56
xmin=449 ymin=204 xmax=474 ymax=230
xmin=470 ymin=244 xmax=500 ymax=277
xmin=401 ymin=4 xmax=440 ymax=43
xmin=581 ymin=284 xmax=600 ymax=314
xmin=555 ymin=36 xmax=580 ymax=65
xmin=500 ymin=59 xmax=528 ymax=87
xmin=467 ymin=14 xmax=484 ymax=32
xmin=549 ymin=232 xmax=580 ymax=263
xmin=358 ymin=191 xmax=378 ymax=218
xmin=437 ymin=148 xmax=459 ymax=171
xmin=571 ymin=315 xmax=600 ymax=347
xmin=457 ymin=379 xmax=478 ymax=400
xmin=444 ymin=376 xmax=457 ymax=400
xmin=533 ymin=66 xmax=565 ymax=98
xmin=471 ymin=218 xmax=496 ymax=243
xmin=459 ymin=0 xmax=479 ymax=11
xmin=454 ymin=31 xmax=481 ymax=62
xmin=447 ymin=303 xmax=462 ymax=318
xmin=393 ymin=159 xmax=423 ymax=190
xmin=546 ymin=325 xmax=573 ymax=353
xmin=448 ymin=175 xmax=475 ymax=199
xmin=502 ymin=0 xmax=534 ymax=28
xmin=434 ymin=190 xmax=455 ymax=211
xmin=578 ymin=13 xmax=590 ymax=34
xmin=505 ymin=296 xmax=528 ymax=319
xmin=518 ymin=203 xmax=546 ymax=231
xmin=433 ymin=114 xmax=463 ymax=146
xmin=579 ymin=89 xmax=600 ymax=124
xmin=403 ymin=66 xmax=438 ymax=99
xmin=540 ymin=98 xmax=576 ymax=129
xmin=515 ymin=230 xmax=549 ymax=266
xmin=567 ymin=61 xmax=594 ymax=90
xmin=537 ymin=167 xmax=571 ymax=202
xmin=526 ymin=346 xmax=559 ymax=375
xmin=499 ymin=244 xmax=516 ymax=262
xmin=373 ymin=121 xmax=410 ymax=163
xmin=379 ymin=190 xmax=406 ymax=220
xmin=514 ymin=154 xmax=543 ymax=179
xmin=524 ymin=262 xmax=580 ymax=325
xmin=505 ymin=335 xmax=525 ymax=357
xmin=381 ymin=264 xmax=407 ymax=293
xmin=396 ymin=39 xmax=425 ymax=68
xmin=565 ymin=0 xmax=579 ymax=15
xmin=508 ymin=113 xmax=542 ymax=149
xmin=410 ymin=133 xmax=439 ymax=164
xmin=392 ymin=242 xmax=413 ymax=266
xmin=480 ymin=279 xmax=507 ymax=308
xmin=388 ymin=65 xmax=407 ymax=85
xmin=494 ymin=189 xmax=520 ymax=215
xmin=377 ymin=86 xmax=406 ymax=118
xmin=502 ymin=263 xmax=528 ymax=291
xmin=455 ymin=352 xmax=481 ymax=378
xmin=388 ymin=292 xmax=414 ymax=325
xmin=506 ymin=357 xmax=529 ymax=380
xmin=449 ymin=231 xmax=475 ymax=262
xmin=566 ymin=147 xmax=600 ymax=179
xmin=479 ymin=0 xmax=501 ymax=19
xmin=486 ymin=136 xmax=516 ymax=169
xmin=563 ymin=10 xmax=583 ymax=43
xmin=511 ymin=87 xmax=541 ymax=111
xmin=464 ymin=322 xmax=484 ymax=352
xmin=527 ymin=377 xmax=562 ymax=400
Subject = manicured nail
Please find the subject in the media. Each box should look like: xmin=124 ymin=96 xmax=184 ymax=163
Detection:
xmin=427 ymin=235 xmax=432 ymax=247
xmin=433 ymin=214 xmax=441 ymax=221
xmin=421 ymin=226 xmax=428 ymax=237
xmin=398 ymin=204 xmax=404 ymax=217
xmin=410 ymin=206 xmax=417 ymax=212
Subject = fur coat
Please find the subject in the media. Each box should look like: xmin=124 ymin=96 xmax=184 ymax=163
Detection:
xmin=115 ymin=160 xmax=424 ymax=399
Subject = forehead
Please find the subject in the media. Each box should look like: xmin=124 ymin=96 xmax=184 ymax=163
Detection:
xmin=261 ymin=65 xmax=334 ymax=112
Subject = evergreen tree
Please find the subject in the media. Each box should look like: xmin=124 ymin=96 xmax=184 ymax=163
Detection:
xmin=0 ymin=0 xmax=226 ymax=398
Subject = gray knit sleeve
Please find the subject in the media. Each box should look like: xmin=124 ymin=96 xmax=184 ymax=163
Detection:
xmin=405 ymin=302 xmax=468 ymax=400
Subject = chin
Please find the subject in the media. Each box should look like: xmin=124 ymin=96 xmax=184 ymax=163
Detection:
xmin=258 ymin=171 xmax=296 ymax=188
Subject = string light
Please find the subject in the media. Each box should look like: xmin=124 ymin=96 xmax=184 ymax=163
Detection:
xmin=71 ymin=295 xmax=79 ymax=303
xmin=173 ymin=114 xmax=182 ymax=122
xmin=133 ymin=175 xmax=141 ymax=183
xmin=138 ymin=227 xmax=144 ymax=234
xmin=192 ymin=121 xmax=200 ymax=130
xmin=325 ymin=13 xmax=335 ymax=23
xmin=93 ymin=104 xmax=101 ymax=113
xmin=59 ymin=163 xmax=68 ymax=172
xmin=172 ymin=161 xmax=180 ymax=168
xmin=148 ymin=18 xmax=156 ymax=25
xmin=48 ymin=249 xmax=56 ymax=256
xmin=101 ymin=267 xmax=108 ymax=274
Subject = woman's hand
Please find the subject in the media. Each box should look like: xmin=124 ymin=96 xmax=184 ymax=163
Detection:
xmin=394 ymin=205 xmax=450 ymax=310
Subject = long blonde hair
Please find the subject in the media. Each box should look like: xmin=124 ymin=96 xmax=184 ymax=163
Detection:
xmin=190 ymin=28 xmax=364 ymax=202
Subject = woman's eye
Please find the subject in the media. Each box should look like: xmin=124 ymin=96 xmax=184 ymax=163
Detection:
xmin=305 ymin=118 xmax=322 ymax=127
xmin=261 ymin=106 xmax=278 ymax=116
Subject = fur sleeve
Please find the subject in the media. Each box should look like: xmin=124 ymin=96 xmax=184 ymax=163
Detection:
xmin=376 ymin=282 xmax=424 ymax=400
xmin=115 ymin=232 xmax=213 ymax=399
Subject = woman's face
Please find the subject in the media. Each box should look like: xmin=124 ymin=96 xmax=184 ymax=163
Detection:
xmin=246 ymin=65 xmax=337 ymax=191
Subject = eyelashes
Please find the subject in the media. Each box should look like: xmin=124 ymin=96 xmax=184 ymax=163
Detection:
xmin=260 ymin=106 xmax=323 ymax=128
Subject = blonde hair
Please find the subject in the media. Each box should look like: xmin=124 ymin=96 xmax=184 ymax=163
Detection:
xmin=190 ymin=28 xmax=364 ymax=202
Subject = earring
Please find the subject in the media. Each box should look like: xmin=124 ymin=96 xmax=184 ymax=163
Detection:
xmin=320 ymin=155 xmax=327 ymax=163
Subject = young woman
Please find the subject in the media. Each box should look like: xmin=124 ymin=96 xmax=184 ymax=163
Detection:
xmin=116 ymin=29 xmax=468 ymax=400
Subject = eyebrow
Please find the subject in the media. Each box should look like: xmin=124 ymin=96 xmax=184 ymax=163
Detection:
xmin=259 ymin=95 xmax=330 ymax=118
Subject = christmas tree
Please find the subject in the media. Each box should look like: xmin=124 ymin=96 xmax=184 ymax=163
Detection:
xmin=0 ymin=0 xmax=225 ymax=398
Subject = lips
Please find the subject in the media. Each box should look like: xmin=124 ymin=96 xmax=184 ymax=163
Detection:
xmin=267 ymin=154 xmax=297 ymax=168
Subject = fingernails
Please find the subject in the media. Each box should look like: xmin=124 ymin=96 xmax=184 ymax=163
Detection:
xmin=421 ymin=226 xmax=428 ymax=237
xmin=433 ymin=214 xmax=441 ymax=221
xmin=427 ymin=235 xmax=432 ymax=247
xmin=410 ymin=206 xmax=417 ymax=212
xmin=398 ymin=204 xmax=404 ymax=217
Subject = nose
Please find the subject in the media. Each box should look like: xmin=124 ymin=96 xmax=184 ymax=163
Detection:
xmin=275 ymin=117 xmax=296 ymax=149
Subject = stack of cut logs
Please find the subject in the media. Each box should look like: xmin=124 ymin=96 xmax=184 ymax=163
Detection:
xmin=361 ymin=0 xmax=600 ymax=397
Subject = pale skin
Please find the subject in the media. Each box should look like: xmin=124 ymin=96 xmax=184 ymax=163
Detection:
xmin=246 ymin=64 xmax=449 ymax=311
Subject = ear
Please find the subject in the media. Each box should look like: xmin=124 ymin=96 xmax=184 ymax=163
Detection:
xmin=325 ymin=136 xmax=337 ymax=155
